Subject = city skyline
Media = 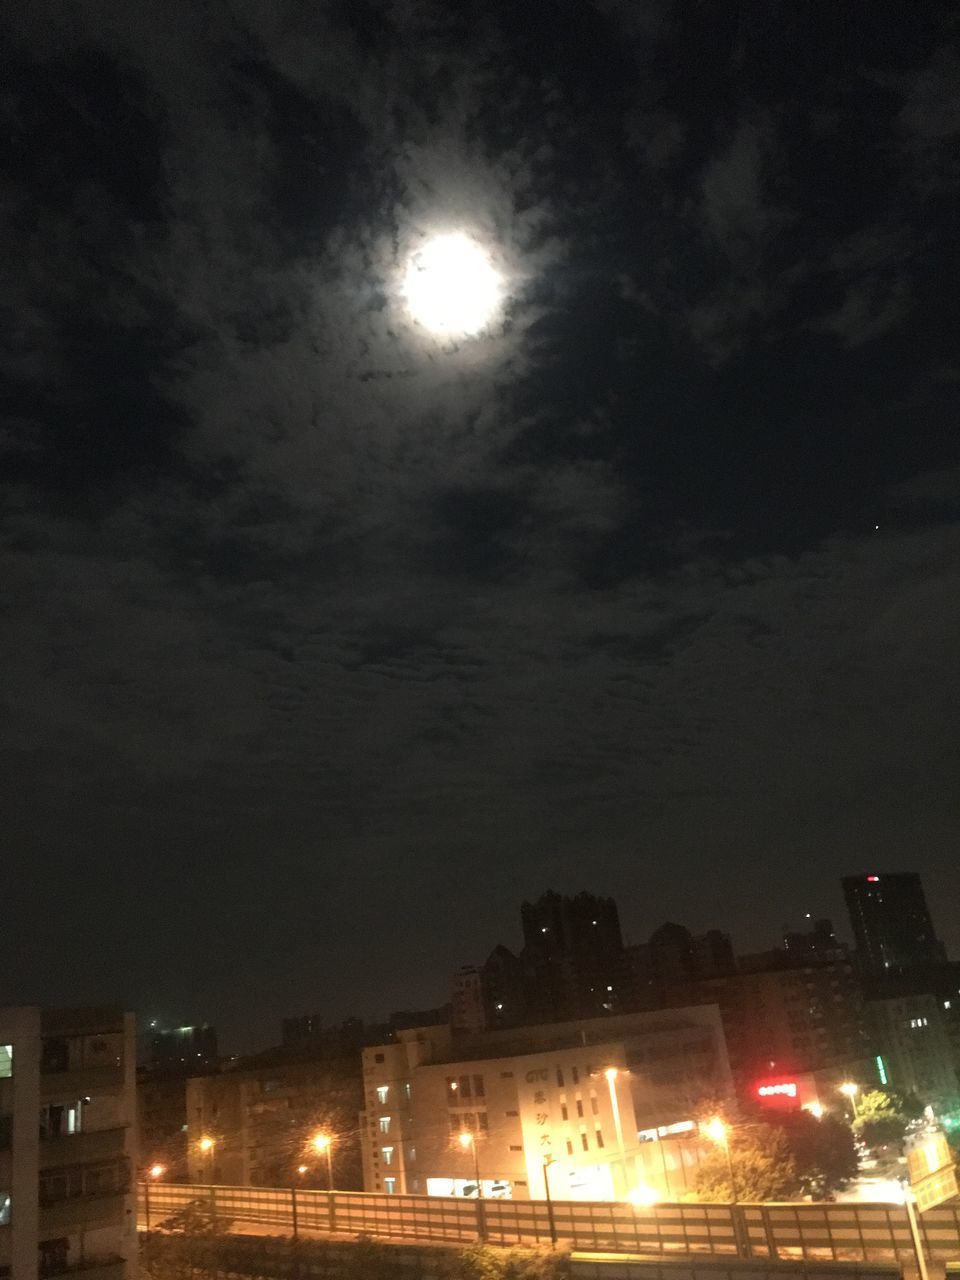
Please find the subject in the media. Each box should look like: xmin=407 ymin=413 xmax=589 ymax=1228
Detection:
xmin=2 ymin=3 xmax=959 ymax=1048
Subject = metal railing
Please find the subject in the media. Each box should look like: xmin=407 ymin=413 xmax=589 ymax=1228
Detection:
xmin=138 ymin=1182 xmax=960 ymax=1261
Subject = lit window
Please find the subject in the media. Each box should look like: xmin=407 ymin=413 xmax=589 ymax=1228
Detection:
xmin=384 ymin=1177 xmax=396 ymax=1194
xmin=408 ymin=1146 xmax=416 ymax=1162
xmin=0 ymin=1194 xmax=10 ymax=1226
xmin=382 ymin=1146 xmax=394 ymax=1166
xmin=0 ymin=1046 xmax=11 ymax=1079
xmin=379 ymin=1116 xmax=391 ymax=1133
xmin=404 ymin=1082 xmax=412 ymax=1101
xmin=376 ymin=1086 xmax=389 ymax=1105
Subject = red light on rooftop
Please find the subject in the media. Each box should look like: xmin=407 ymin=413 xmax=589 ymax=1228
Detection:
xmin=866 ymin=875 xmax=879 ymax=882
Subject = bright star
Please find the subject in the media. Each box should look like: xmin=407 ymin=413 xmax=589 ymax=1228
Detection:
xmin=404 ymin=233 xmax=501 ymax=337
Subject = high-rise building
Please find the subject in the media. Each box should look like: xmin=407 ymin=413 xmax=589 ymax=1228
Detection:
xmin=782 ymin=918 xmax=847 ymax=965
xmin=842 ymin=873 xmax=946 ymax=977
xmin=520 ymin=891 xmax=630 ymax=1021
xmin=0 ymin=1007 xmax=137 ymax=1280
xmin=149 ymin=1024 xmax=218 ymax=1073
xmin=863 ymin=992 xmax=959 ymax=1103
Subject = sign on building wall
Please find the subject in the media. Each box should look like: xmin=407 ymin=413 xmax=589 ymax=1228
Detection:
xmin=907 ymin=1130 xmax=958 ymax=1212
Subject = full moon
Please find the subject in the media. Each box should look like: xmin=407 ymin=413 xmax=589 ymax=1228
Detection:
xmin=403 ymin=233 xmax=501 ymax=337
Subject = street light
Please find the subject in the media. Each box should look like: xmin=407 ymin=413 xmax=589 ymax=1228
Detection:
xmin=603 ymin=1067 xmax=628 ymax=1198
xmin=628 ymin=1183 xmax=660 ymax=1206
xmin=148 ymin=1163 xmax=166 ymax=1180
xmin=458 ymin=1131 xmax=483 ymax=1198
xmin=198 ymin=1135 xmax=215 ymax=1182
xmin=703 ymin=1117 xmax=739 ymax=1203
xmin=839 ymin=1082 xmax=860 ymax=1119
xmin=312 ymin=1132 xmax=334 ymax=1191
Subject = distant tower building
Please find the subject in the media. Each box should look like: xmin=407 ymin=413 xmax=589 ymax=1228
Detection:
xmin=842 ymin=873 xmax=945 ymax=977
xmin=150 ymin=1023 xmax=218 ymax=1072
xmin=783 ymin=917 xmax=847 ymax=964
xmin=451 ymin=967 xmax=486 ymax=1035
xmin=520 ymin=890 xmax=628 ymax=1021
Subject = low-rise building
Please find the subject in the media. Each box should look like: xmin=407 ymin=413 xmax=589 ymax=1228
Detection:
xmin=184 ymin=1055 xmax=362 ymax=1189
xmin=360 ymin=1006 xmax=733 ymax=1202
xmin=0 ymin=1007 xmax=136 ymax=1280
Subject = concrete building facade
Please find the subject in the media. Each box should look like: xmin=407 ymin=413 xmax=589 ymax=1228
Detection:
xmin=863 ymin=992 xmax=959 ymax=1104
xmin=0 ymin=1007 xmax=136 ymax=1280
xmin=359 ymin=1006 xmax=733 ymax=1202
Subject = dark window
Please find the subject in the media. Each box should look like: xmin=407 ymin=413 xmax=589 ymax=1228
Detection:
xmin=509 ymin=1145 xmax=523 ymax=1151
xmin=581 ymin=1132 xmax=589 ymax=1151
xmin=576 ymin=1100 xmax=584 ymax=1117
xmin=560 ymin=1104 xmax=568 ymax=1121
xmin=591 ymin=1096 xmax=599 ymax=1114
xmin=478 ymin=1113 xmax=489 ymax=1132
xmin=571 ymin=1067 xmax=580 ymax=1084
xmin=459 ymin=1075 xmax=472 ymax=1098
xmin=41 ymin=1040 xmax=69 ymax=1074
xmin=473 ymin=1075 xmax=485 ymax=1097
xmin=375 ymin=1053 xmax=385 ymax=1063
xmin=566 ymin=1140 xmax=573 ymax=1155
xmin=556 ymin=1067 xmax=565 ymax=1087
xmin=595 ymin=1129 xmax=605 ymax=1149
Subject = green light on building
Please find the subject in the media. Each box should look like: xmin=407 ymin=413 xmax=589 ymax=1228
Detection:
xmin=875 ymin=1054 xmax=888 ymax=1086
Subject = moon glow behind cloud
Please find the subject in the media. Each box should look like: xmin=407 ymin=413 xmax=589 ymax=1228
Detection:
xmin=403 ymin=233 xmax=502 ymax=337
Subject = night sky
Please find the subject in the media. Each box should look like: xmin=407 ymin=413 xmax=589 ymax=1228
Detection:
xmin=3 ymin=2 xmax=960 ymax=1051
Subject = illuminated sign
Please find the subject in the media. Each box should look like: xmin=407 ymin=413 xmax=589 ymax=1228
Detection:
xmin=866 ymin=875 xmax=880 ymax=882
xmin=757 ymin=1081 xmax=798 ymax=1098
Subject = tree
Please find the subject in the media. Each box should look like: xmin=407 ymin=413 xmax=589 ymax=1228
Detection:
xmin=853 ymin=1090 xmax=912 ymax=1147
xmin=694 ymin=1125 xmax=799 ymax=1202
xmin=778 ymin=1112 xmax=858 ymax=1199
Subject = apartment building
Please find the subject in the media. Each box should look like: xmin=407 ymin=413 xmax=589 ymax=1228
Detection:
xmin=360 ymin=1005 xmax=733 ymax=1202
xmin=863 ymin=992 xmax=959 ymax=1104
xmin=0 ymin=1007 xmax=136 ymax=1280
xmin=184 ymin=1055 xmax=362 ymax=1189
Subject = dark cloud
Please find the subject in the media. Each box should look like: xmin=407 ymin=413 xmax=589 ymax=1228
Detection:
xmin=2 ymin=0 xmax=959 ymax=1044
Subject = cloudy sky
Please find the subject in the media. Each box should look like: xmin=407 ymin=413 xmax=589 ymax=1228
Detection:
xmin=3 ymin=1 xmax=959 ymax=1048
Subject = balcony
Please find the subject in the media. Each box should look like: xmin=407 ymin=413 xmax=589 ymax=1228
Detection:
xmin=39 ymin=1194 xmax=127 ymax=1237
xmin=40 ymin=1067 xmax=124 ymax=1102
xmin=42 ymin=1128 xmax=127 ymax=1170
xmin=43 ymin=1257 xmax=126 ymax=1280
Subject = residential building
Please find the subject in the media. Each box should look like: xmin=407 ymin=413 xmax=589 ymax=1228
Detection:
xmin=148 ymin=1025 xmax=218 ymax=1074
xmin=520 ymin=891 xmax=631 ymax=1022
xmin=863 ymin=992 xmax=960 ymax=1104
xmin=359 ymin=1005 xmax=733 ymax=1202
xmin=184 ymin=1054 xmax=363 ymax=1189
xmin=660 ymin=952 xmax=868 ymax=1091
xmin=0 ymin=1007 xmax=136 ymax=1280
xmin=842 ymin=873 xmax=946 ymax=978
xmin=782 ymin=918 xmax=847 ymax=965
xmin=137 ymin=1073 xmax=190 ymax=1182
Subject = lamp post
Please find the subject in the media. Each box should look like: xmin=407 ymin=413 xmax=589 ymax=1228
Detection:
xmin=839 ymin=1082 xmax=860 ymax=1121
xmin=542 ymin=1155 xmax=558 ymax=1247
xmin=604 ymin=1067 xmax=628 ymax=1199
xmin=312 ymin=1133 xmax=334 ymax=1191
xmin=198 ymin=1136 xmax=215 ymax=1184
xmin=703 ymin=1118 xmax=738 ymax=1203
xmin=459 ymin=1132 xmax=485 ymax=1241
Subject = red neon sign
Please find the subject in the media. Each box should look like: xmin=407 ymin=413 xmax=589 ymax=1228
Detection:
xmin=757 ymin=1081 xmax=797 ymax=1098
xmin=866 ymin=875 xmax=879 ymax=882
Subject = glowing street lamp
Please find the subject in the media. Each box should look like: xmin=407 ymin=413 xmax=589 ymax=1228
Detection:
xmin=839 ymin=1082 xmax=860 ymax=1119
xmin=312 ymin=1132 xmax=334 ymax=1191
xmin=628 ymin=1182 xmax=660 ymax=1206
xmin=703 ymin=1117 xmax=739 ymax=1203
xmin=297 ymin=1164 xmax=308 ymax=1175
xmin=148 ymin=1163 xmax=166 ymax=1180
